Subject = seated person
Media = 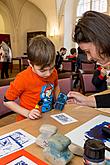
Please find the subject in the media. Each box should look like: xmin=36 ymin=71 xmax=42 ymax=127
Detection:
xmin=66 ymin=48 xmax=77 ymax=71
xmin=55 ymin=47 xmax=67 ymax=72
xmin=92 ymin=64 xmax=107 ymax=92
xmin=4 ymin=35 xmax=60 ymax=121
xmin=76 ymin=47 xmax=88 ymax=71
xmin=73 ymin=47 xmax=88 ymax=88
xmin=66 ymin=48 xmax=77 ymax=62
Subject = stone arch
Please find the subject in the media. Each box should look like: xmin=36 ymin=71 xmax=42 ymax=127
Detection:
xmin=0 ymin=1 xmax=15 ymax=54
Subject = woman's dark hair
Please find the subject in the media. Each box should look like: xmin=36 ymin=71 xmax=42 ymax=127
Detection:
xmin=73 ymin=11 xmax=110 ymax=59
xmin=27 ymin=35 xmax=56 ymax=69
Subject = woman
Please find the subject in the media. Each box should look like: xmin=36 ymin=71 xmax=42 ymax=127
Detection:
xmin=67 ymin=11 xmax=110 ymax=108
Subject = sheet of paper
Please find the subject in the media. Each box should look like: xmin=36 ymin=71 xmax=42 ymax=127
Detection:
xmin=0 ymin=149 xmax=48 ymax=165
xmin=0 ymin=129 xmax=36 ymax=158
xmin=65 ymin=115 xmax=110 ymax=159
xmin=51 ymin=113 xmax=77 ymax=125
xmin=7 ymin=156 xmax=37 ymax=165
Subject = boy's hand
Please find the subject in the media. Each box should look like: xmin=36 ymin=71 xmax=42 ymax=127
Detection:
xmin=28 ymin=109 xmax=42 ymax=120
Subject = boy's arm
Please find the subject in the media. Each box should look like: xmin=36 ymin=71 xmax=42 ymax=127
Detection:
xmin=3 ymin=101 xmax=30 ymax=118
xmin=3 ymin=101 xmax=42 ymax=119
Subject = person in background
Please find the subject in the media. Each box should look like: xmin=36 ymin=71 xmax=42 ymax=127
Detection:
xmin=4 ymin=35 xmax=60 ymax=121
xmin=55 ymin=47 xmax=67 ymax=72
xmin=73 ymin=47 xmax=88 ymax=88
xmin=66 ymin=48 xmax=77 ymax=71
xmin=67 ymin=11 xmax=110 ymax=108
xmin=92 ymin=64 xmax=107 ymax=92
xmin=76 ymin=47 xmax=88 ymax=72
xmin=0 ymin=46 xmax=4 ymax=61
xmin=0 ymin=41 xmax=12 ymax=79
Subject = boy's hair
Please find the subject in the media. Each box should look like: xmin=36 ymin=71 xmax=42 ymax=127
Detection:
xmin=27 ymin=35 xmax=56 ymax=69
xmin=70 ymin=48 xmax=76 ymax=54
xmin=73 ymin=11 xmax=110 ymax=59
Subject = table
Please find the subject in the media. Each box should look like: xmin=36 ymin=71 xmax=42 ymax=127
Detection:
xmin=0 ymin=104 xmax=110 ymax=164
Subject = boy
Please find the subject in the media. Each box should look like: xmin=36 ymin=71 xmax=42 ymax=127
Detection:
xmin=4 ymin=35 xmax=60 ymax=121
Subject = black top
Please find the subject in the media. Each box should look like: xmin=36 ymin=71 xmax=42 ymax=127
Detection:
xmin=55 ymin=52 xmax=63 ymax=71
xmin=95 ymin=93 xmax=110 ymax=108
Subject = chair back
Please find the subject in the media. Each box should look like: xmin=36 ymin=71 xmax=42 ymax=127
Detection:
xmin=79 ymin=73 xmax=96 ymax=95
xmin=0 ymin=85 xmax=19 ymax=117
xmin=0 ymin=85 xmax=12 ymax=117
xmin=58 ymin=72 xmax=73 ymax=79
xmin=58 ymin=76 xmax=72 ymax=94
xmin=62 ymin=61 xmax=72 ymax=72
xmin=21 ymin=57 xmax=29 ymax=69
xmin=81 ymin=61 xmax=96 ymax=72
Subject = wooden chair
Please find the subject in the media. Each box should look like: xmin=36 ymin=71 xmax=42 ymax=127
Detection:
xmin=21 ymin=57 xmax=29 ymax=69
xmin=58 ymin=76 xmax=73 ymax=94
xmin=79 ymin=72 xmax=96 ymax=95
xmin=0 ymin=85 xmax=19 ymax=118
xmin=81 ymin=61 xmax=96 ymax=72
xmin=58 ymin=72 xmax=73 ymax=79
xmin=62 ymin=61 xmax=72 ymax=72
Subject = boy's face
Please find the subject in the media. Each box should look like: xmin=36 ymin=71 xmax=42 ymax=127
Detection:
xmin=32 ymin=64 xmax=55 ymax=78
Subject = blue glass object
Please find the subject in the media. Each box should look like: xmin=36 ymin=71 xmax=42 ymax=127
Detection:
xmin=54 ymin=93 xmax=68 ymax=111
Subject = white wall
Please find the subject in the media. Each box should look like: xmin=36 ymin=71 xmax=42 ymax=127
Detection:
xmin=64 ymin=0 xmax=78 ymax=54
xmin=0 ymin=0 xmax=47 ymax=57
xmin=17 ymin=1 xmax=46 ymax=56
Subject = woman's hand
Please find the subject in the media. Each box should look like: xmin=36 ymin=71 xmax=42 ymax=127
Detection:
xmin=67 ymin=91 xmax=96 ymax=107
xmin=28 ymin=109 xmax=42 ymax=120
xmin=67 ymin=91 xmax=88 ymax=105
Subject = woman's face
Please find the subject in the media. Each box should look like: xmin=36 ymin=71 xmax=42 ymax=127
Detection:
xmin=79 ymin=42 xmax=109 ymax=65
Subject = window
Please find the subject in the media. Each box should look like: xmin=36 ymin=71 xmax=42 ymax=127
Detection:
xmin=77 ymin=0 xmax=107 ymax=17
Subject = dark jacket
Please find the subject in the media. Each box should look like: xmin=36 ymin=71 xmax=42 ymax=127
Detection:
xmin=55 ymin=52 xmax=63 ymax=71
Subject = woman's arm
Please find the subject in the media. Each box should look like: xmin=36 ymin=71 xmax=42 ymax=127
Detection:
xmin=67 ymin=91 xmax=110 ymax=108
xmin=67 ymin=91 xmax=96 ymax=107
